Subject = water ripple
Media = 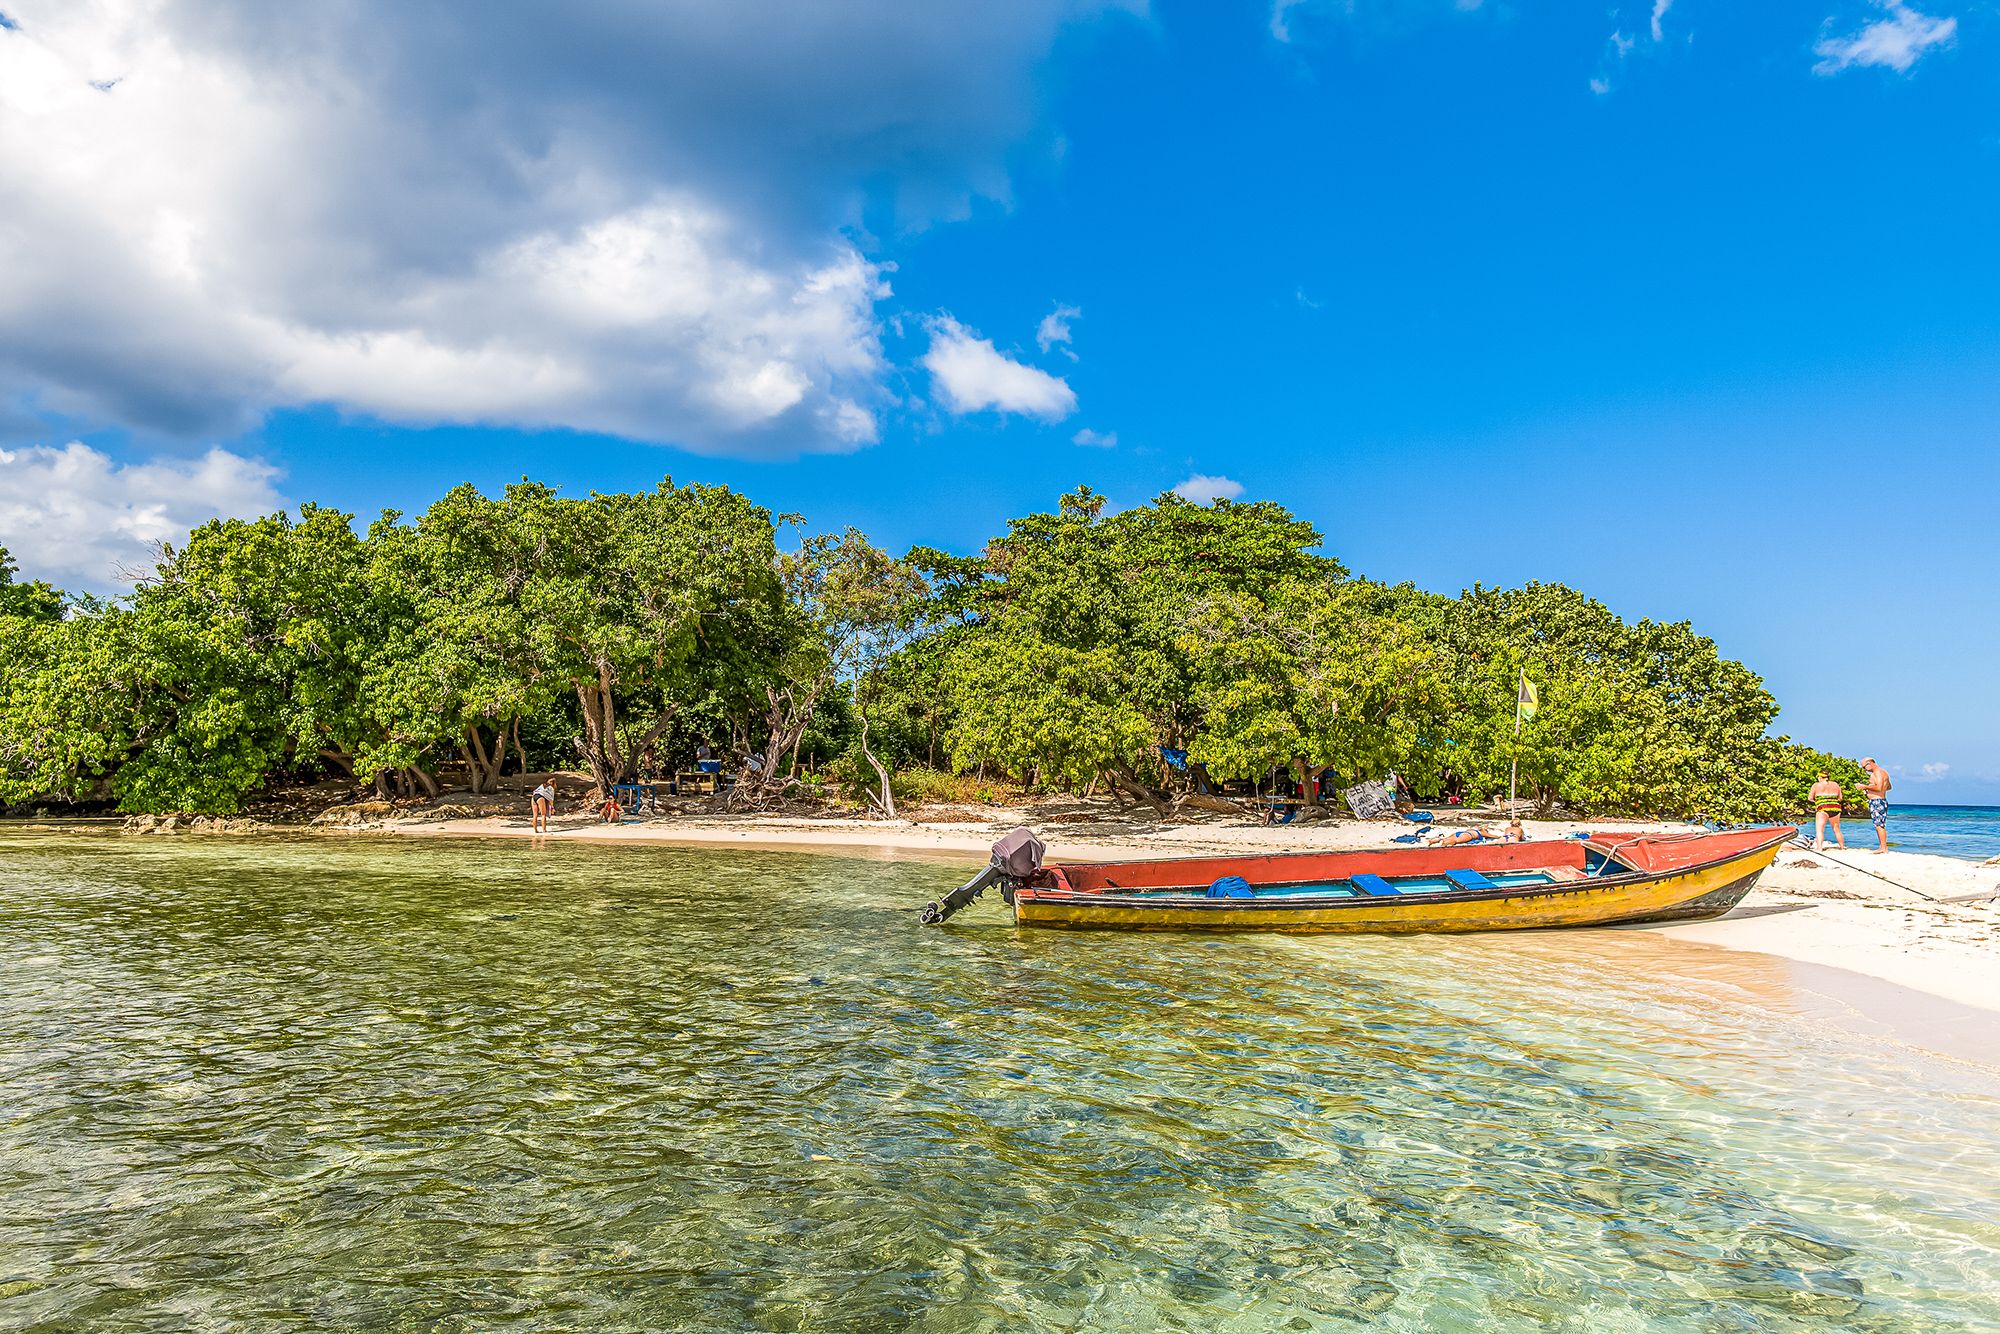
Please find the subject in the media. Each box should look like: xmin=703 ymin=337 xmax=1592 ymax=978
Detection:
xmin=1 ymin=831 xmax=1997 ymax=1331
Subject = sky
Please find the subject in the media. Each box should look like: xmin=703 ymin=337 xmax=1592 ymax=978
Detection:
xmin=1 ymin=0 xmax=1996 ymax=804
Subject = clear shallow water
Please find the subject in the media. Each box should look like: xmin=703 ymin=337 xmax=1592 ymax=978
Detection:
xmin=1864 ymin=804 xmax=2000 ymax=861
xmin=2 ymin=831 xmax=1998 ymax=1332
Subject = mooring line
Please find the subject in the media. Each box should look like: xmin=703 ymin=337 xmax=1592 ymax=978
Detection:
xmin=1800 ymin=846 xmax=1997 ymax=912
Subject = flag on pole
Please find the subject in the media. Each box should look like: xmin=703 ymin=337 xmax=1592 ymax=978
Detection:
xmin=1516 ymin=675 xmax=1539 ymax=723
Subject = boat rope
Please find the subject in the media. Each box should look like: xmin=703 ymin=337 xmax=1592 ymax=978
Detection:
xmin=1801 ymin=847 xmax=1996 ymax=911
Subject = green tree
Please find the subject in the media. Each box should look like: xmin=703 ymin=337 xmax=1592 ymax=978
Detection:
xmin=398 ymin=480 xmax=792 ymax=796
xmin=918 ymin=487 xmax=1339 ymax=806
xmin=0 ymin=546 xmax=65 ymax=623
xmin=752 ymin=530 xmax=930 ymax=813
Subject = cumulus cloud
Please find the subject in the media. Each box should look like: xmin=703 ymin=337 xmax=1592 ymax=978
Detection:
xmin=1172 ymin=473 xmax=1244 ymax=504
xmin=1814 ymin=2 xmax=1956 ymax=74
xmin=0 ymin=442 xmax=283 ymax=589
xmin=1037 ymin=303 xmax=1083 ymax=358
xmin=0 ymin=0 xmax=1132 ymax=455
xmin=1072 ymin=427 xmax=1118 ymax=447
xmin=923 ymin=316 xmax=1078 ymax=421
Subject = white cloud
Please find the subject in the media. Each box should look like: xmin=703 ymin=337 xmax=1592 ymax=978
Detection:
xmin=1650 ymin=0 xmax=1674 ymax=42
xmin=1589 ymin=76 xmax=1614 ymax=95
xmin=1037 ymin=303 xmax=1082 ymax=357
xmin=1917 ymin=762 xmax=1951 ymax=780
xmin=0 ymin=442 xmax=284 ymax=589
xmin=1172 ymin=473 xmax=1245 ymax=504
xmin=1072 ymin=427 xmax=1118 ymax=447
xmin=1814 ymin=2 xmax=1957 ymax=75
xmin=922 ymin=316 xmax=1077 ymax=421
xmin=1270 ymin=0 xmax=1308 ymax=42
xmin=0 ymin=1 xmax=1132 ymax=455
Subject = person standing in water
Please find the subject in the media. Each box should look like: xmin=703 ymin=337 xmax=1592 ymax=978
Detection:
xmin=1809 ymin=771 xmax=1846 ymax=851
xmin=1859 ymin=758 xmax=1892 ymax=853
xmin=530 ymin=779 xmax=555 ymax=834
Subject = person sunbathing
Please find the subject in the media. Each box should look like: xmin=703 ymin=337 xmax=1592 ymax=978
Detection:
xmin=1430 ymin=822 xmax=1524 ymax=847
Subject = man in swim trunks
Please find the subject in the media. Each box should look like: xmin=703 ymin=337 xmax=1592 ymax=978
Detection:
xmin=1808 ymin=770 xmax=1845 ymax=851
xmin=1858 ymin=758 xmax=1891 ymax=853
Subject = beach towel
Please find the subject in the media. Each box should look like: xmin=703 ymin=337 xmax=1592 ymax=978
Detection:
xmin=1206 ymin=875 xmax=1255 ymax=899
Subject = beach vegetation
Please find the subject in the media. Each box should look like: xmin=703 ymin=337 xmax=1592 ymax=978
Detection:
xmin=0 ymin=481 xmax=1858 ymax=822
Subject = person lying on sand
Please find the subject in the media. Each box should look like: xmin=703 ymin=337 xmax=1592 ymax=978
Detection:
xmin=1429 ymin=822 xmax=1522 ymax=847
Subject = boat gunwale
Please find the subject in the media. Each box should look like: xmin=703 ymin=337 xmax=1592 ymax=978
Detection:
xmin=1017 ymin=826 xmax=1794 ymax=915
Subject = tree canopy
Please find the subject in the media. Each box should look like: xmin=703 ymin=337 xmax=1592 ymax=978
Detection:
xmin=0 ymin=482 xmax=1857 ymax=821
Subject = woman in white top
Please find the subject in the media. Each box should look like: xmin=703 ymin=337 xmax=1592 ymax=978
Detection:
xmin=530 ymin=781 xmax=555 ymax=833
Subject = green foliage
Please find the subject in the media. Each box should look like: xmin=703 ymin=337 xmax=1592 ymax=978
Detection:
xmin=0 ymin=547 xmax=65 ymax=623
xmin=906 ymin=495 xmax=1852 ymax=821
xmin=917 ymin=488 xmax=1339 ymax=790
xmin=0 ymin=481 xmax=1857 ymax=821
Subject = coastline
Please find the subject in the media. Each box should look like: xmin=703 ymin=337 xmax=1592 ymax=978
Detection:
xmin=346 ymin=804 xmax=2000 ymax=1030
xmin=19 ymin=801 xmax=1999 ymax=1053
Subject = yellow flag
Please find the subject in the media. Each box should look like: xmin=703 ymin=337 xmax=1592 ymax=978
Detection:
xmin=1517 ymin=675 xmax=1539 ymax=723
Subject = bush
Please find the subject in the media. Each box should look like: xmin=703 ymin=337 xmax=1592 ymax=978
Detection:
xmin=893 ymin=766 xmax=1015 ymax=806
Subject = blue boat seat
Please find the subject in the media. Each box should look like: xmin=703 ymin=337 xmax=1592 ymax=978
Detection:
xmin=1445 ymin=868 xmax=1498 ymax=891
xmin=1350 ymin=873 xmax=1399 ymax=896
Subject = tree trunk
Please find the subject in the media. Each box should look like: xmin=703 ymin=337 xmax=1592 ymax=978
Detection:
xmin=573 ymin=666 xmax=625 ymax=795
xmin=859 ymin=715 xmax=896 ymax=820
xmin=463 ymin=728 xmax=491 ymax=795
xmin=732 ymin=680 xmax=825 ymax=809
xmin=461 ymin=721 xmax=513 ymax=794
xmin=410 ymin=766 xmax=439 ymax=800
xmin=318 ymin=749 xmax=356 ymax=779
xmin=1106 ymin=765 xmax=1172 ymax=817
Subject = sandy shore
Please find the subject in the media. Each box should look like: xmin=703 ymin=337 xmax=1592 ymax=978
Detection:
xmin=357 ymin=803 xmax=2000 ymax=1034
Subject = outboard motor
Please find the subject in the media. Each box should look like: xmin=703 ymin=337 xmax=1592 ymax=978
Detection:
xmin=920 ymin=827 xmax=1046 ymax=925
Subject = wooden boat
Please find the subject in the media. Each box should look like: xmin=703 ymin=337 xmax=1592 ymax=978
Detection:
xmin=923 ymin=826 xmax=1795 ymax=934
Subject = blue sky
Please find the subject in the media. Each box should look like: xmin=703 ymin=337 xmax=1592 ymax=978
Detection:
xmin=1 ymin=0 xmax=1995 ymax=802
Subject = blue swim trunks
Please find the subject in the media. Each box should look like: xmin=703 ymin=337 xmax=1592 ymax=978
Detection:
xmin=1867 ymin=797 xmax=1888 ymax=828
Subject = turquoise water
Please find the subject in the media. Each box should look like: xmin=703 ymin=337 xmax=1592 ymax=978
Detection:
xmin=1857 ymin=804 xmax=2000 ymax=861
xmin=2 ymin=830 xmax=1998 ymax=1330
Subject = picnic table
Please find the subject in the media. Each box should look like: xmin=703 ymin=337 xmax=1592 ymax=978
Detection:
xmin=613 ymin=782 xmax=660 ymax=813
xmin=1260 ymin=797 xmax=1302 ymax=826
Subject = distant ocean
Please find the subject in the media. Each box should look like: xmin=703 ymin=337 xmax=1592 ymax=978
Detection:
xmin=1828 ymin=804 xmax=2000 ymax=862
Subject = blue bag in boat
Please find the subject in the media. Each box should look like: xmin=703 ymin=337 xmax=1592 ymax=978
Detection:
xmin=1206 ymin=875 xmax=1256 ymax=898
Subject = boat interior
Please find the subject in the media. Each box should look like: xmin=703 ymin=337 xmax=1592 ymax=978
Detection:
xmin=1035 ymin=829 xmax=1790 ymax=901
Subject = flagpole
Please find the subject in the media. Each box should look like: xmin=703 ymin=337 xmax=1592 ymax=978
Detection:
xmin=1509 ymin=667 xmax=1523 ymax=813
